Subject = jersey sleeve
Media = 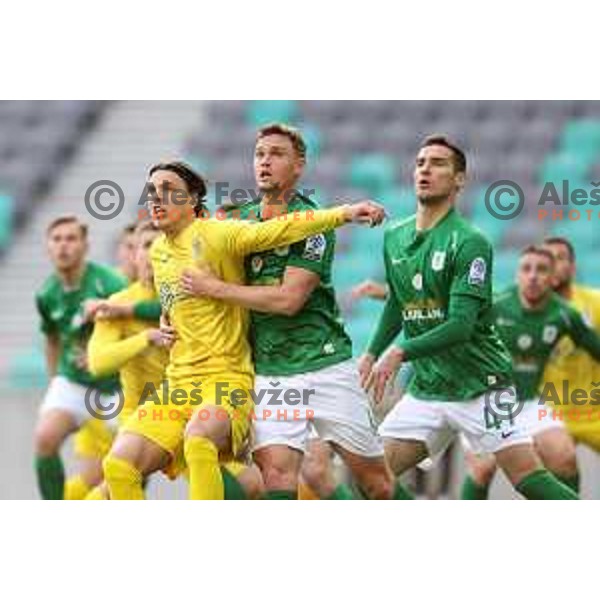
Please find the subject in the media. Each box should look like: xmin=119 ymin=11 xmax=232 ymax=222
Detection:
xmin=88 ymin=318 xmax=150 ymax=377
xmin=133 ymin=299 xmax=162 ymax=321
xmin=223 ymin=207 xmax=346 ymax=257
xmin=450 ymin=233 xmax=493 ymax=303
xmin=101 ymin=267 xmax=128 ymax=297
xmin=35 ymin=293 xmax=56 ymax=336
xmin=285 ymin=232 xmax=333 ymax=277
xmin=563 ymin=304 xmax=600 ymax=362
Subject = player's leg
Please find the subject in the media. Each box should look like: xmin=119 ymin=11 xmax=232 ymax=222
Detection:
xmin=34 ymin=408 xmax=78 ymax=499
xmin=85 ymin=482 xmax=109 ymax=500
xmin=253 ymin=445 xmax=304 ymax=499
xmin=454 ymin=390 xmax=578 ymax=499
xmin=534 ymin=427 xmax=579 ymax=493
xmin=461 ymin=451 xmax=497 ymax=500
xmin=221 ymin=461 xmax=264 ymax=500
xmin=103 ymin=404 xmax=179 ymax=499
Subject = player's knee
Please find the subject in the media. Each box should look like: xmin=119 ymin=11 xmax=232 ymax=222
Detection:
xmin=300 ymin=452 xmax=330 ymax=490
xmin=238 ymin=465 xmax=264 ymax=500
xmin=103 ymin=453 xmax=138 ymax=486
xmin=544 ymin=447 xmax=577 ymax=478
xmin=260 ymin=458 xmax=298 ymax=490
xmin=34 ymin=424 xmax=63 ymax=456
xmin=469 ymin=456 xmax=497 ymax=486
xmin=186 ymin=407 xmax=229 ymax=443
xmin=353 ymin=466 xmax=394 ymax=500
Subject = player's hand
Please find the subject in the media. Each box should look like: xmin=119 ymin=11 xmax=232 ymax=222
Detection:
xmin=73 ymin=348 xmax=89 ymax=371
xmin=358 ymin=353 xmax=376 ymax=389
xmin=82 ymin=299 xmax=104 ymax=322
xmin=159 ymin=313 xmax=177 ymax=348
xmin=342 ymin=201 xmax=386 ymax=227
xmin=180 ymin=267 xmax=223 ymax=298
xmin=95 ymin=302 xmax=134 ymax=320
xmin=146 ymin=328 xmax=170 ymax=347
xmin=364 ymin=347 xmax=405 ymax=404
xmin=350 ymin=280 xmax=389 ymax=302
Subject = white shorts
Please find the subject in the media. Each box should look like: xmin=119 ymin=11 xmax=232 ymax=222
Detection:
xmin=379 ymin=389 xmax=531 ymax=458
xmin=40 ymin=375 xmax=120 ymax=430
xmin=253 ymin=359 xmax=384 ymax=457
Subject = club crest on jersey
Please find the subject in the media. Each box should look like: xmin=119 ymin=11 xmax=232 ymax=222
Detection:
xmin=251 ymin=256 xmax=263 ymax=274
xmin=517 ymin=334 xmax=532 ymax=350
xmin=543 ymin=325 xmax=558 ymax=345
xmin=468 ymin=257 xmax=486 ymax=285
xmin=431 ymin=251 xmax=446 ymax=271
xmin=412 ymin=273 xmax=423 ymax=291
xmin=303 ymin=234 xmax=326 ymax=261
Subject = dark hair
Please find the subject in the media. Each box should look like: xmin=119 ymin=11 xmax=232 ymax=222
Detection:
xmin=420 ymin=134 xmax=467 ymax=173
xmin=543 ymin=236 xmax=576 ymax=263
xmin=520 ymin=244 xmax=555 ymax=264
xmin=46 ymin=214 xmax=88 ymax=239
xmin=121 ymin=223 xmax=137 ymax=238
xmin=148 ymin=161 xmax=208 ymax=214
xmin=256 ymin=123 xmax=307 ymax=160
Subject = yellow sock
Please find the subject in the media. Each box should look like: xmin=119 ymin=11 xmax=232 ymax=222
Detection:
xmin=85 ymin=484 xmax=108 ymax=500
xmin=103 ymin=455 xmax=145 ymax=500
xmin=298 ymin=482 xmax=320 ymax=500
xmin=184 ymin=437 xmax=224 ymax=500
xmin=64 ymin=475 xmax=92 ymax=500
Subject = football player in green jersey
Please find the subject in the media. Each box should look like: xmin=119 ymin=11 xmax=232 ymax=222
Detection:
xmin=361 ymin=135 xmax=578 ymax=499
xmin=461 ymin=245 xmax=600 ymax=498
xmin=34 ymin=215 xmax=127 ymax=499
xmin=182 ymin=123 xmax=404 ymax=500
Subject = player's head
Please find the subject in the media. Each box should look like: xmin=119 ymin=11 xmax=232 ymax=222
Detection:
xmin=542 ymin=236 xmax=576 ymax=291
xmin=117 ymin=223 xmax=137 ymax=280
xmin=147 ymin=161 xmax=207 ymax=232
xmin=134 ymin=220 xmax=160 ymax=285
xmin=46 ymin=215 xmax=88 ymax=272
xmin=254 ymin=123 xmax=306 ymax=196
xmin=414 ymin=135 xmax=467 ymax=205
xmin=517 ymin=245 xmax=555 ymax=304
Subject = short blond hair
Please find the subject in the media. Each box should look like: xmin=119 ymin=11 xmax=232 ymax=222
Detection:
xmin=46 ymin=214 xmax=88 ymax=239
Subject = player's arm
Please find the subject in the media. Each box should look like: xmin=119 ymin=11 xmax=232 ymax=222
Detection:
xmin=183 ymin=266 xmax=319 ymax=316
xmin=87 ymin=318 xmax=162 ymax=377
xmin=92 ymin=299 xmax=162 ymax=321
xmin=351 ymin=280 xmax=389 ymax=302
xmin=226 ymin=202 xmax=384 ymax=256
xmin=564 ymin=306 xmax=600 ymax=362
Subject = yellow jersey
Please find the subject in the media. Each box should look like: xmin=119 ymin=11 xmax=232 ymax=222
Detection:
xmin=543 ymin=284 xmax=600 ymax=414
xmin=151 ymin=209 xmax=346 ymax=386
xmin=88 ymin=280 xmax=169 ymax=421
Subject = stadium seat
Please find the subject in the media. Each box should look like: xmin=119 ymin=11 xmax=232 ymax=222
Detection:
xmin=0 ymin=193 xmax=14 ymax=250
xmin=246 ymin=100 xmax=298 ymax=126
xmin=8 ymin=348 xmax=47 ymax=390
xmin=560 ymin=119 xmax=600 ymax=155
xmin=348 ymin=154 xmax=397 ymax=194
xmin=538 ymin=152 xmax=591 ymax=185
xmin=494 ymin=250 xmax=520 ymax=290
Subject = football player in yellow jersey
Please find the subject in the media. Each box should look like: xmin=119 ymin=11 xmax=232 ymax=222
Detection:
xmin=65 ymin=223 xmax=140 ymax=500
xmin=102 ymin=160 xmax=385 ymax=500
xmin=543 ymin=236 xmax=600 ymax=452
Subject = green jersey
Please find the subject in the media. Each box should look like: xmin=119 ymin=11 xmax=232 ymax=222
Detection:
xmin=370 ymin=208 xmax=513 ymax=401
xmin=235 ymin=194 xmax=353 ymax=376
xmin=35 ymin=262 xmax=127 ymax=392
xmin=492 ymin=286 xmax=600 ymax=401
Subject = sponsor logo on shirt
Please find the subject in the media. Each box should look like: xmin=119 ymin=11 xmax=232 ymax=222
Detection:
xmin=517 ymin=334 xmax=533 ymax=350
xmin=542 ymin=325 xmax=558 ymax=344
xmin=412 ymin=273 xmax=423 ymax=290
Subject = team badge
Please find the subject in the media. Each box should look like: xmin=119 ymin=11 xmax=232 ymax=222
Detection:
xmin=251 ymin=256 xmax=263 ymax=274
xmin=431 ymin=251 xmax=446 ymax=271
xmin=542 ymin=325 xmax=558 ymax=345
xmin=468 ymin=257 xmax=487 ymax=285
xmin=412 ymin=273 xmax=423 ymax=291
xmin=517 ymin=334 xmax=532 ymax=350
xmin=303 ymin=235 xmax=326 ymax=261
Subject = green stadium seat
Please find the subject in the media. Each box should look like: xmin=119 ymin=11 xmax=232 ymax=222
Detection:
xmin=560 ymin=119 xmax=600 ymax=156
xmin=348 ymin=154 xmax=396 ymax=194
xmin=246 ymin=100 xmax=298 ymax=126
xmin=494 ymin=250 xmax=520 ymax=291
xmin=8 ymin=348 xmax=47 ymax=390
xmin=0 ymin=194 xmax=14 ymax=250
xmin=378 ymin=185 xmax=415 ymax=219
xmin=300 ymin=123 xmax=322 ymax=160
xmin=538 ymin=153 xmax=591 ymax=186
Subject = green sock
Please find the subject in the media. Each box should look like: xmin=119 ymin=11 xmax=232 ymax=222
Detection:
xmin=264 ymin=489 xmax=297 ymax=500
xmin=326 ymin=484 xmax=355 ymax=500
xmin=556 ymin=472 xmax=580 ymax=494
xmin=461 ymin=476 xmax=490 ymax=500
xmin=393 ymin=481 xmax=414 ymax=500
xmin=221 ymin=467 xmax=247 ymax=500
xmin=516 ymin=469 xmax=578 ymax=500
xmin=35 ymin=455 xmax=65 ymax=500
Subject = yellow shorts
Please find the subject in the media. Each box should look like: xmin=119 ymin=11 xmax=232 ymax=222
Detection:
xmin=74 ymin=419 xmax=115 ymax=460
xmin=122 ymin=374 xmax=254 ymax=466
